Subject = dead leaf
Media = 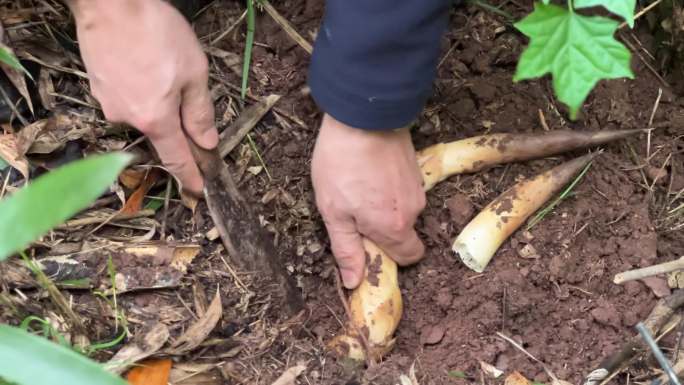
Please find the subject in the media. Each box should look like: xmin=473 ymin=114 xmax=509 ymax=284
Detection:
xmin=121 ymin=169 xmax=161 ymax=215
xmin=270 ymin=363 xmax=307 ymax=385
xmin=0 ymin=133 xmax=28 ymax=179
xmin=107 ymin=323 xmax=169 ymax=374
xmin=166 ymin=289 xmax=222 ymax=354
xmin=398 ymin=362 xmax=419 ymax=385
xmin=504 ymin=372 xmax=531 ymax=385
xmin=15 ymin=119 xmax=46 ymax=155
xmin=0 ymin=45 xmax=33 ymax=115
xmin=126 ymin=359 xmax=173 ymax=385
xmin=27 ymin=113 xmax=101 ymax=154
xmin=479 ymin=361 xmax=503 ymax=378
xmin=37 ymin=69 xmax=56 ymax=111
xmin=119 ymin=168 xmax=147 ymax=189
xmin=169 ymin=363 xmax=222 ymax=385
xmin=180 ymin=190 xmax=199 ymax=212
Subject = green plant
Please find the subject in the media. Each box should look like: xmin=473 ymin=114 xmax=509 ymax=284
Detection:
xmin=0 ymin=153 xmax=131 ymax=385
xmin=241 ymin=0 xmax=256 ymax=99
xmin=0 ymin=325 xmax=126 ymax=385
xmin=0 ymin=153 xmax=131 ymax=260
xmin=0 ymin=45 xmax=32 ymax=79
xmin=514 ymin=0 xmax=636 ymax=118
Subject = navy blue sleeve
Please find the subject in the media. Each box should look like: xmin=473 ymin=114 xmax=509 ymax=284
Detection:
xmin=307 ymin=0 xmax=451 ymax=130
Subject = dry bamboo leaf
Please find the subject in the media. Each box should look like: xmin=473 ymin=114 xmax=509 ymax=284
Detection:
xmin=27 ymin=113 xmax=100 ymax=154
xmin=480 ymin=361 xmax=504 ymax=378
xmin=166 ymin=289 xmax=222 ymax=354
xmin=169 ymin=363 xmax=221 ymax=385
xmin=37 ymin=69 xmax=56 ymax=111
xmin=107 ymin=323 xmax=169 ymax=374
xmin=270 ymin=363 xmax=307 ymax=385
xmin=126 ymin=359 xmax=173 ymax=385
xmin=0 ymin=45 xmax=33 ymax=114
xmin=0 ymin=133 xmax=29 ymax=179
xmin=119 ymin=168 xmax=146 ymax=189
xmin=121 ymin=169 xmax=160 ymax=215
xmin=15 ymin=119 xmax=46 ymax=155
xmin=504 ymin=372 xmax=532 ymax=385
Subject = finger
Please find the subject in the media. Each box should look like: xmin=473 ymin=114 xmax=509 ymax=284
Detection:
xmin=325 ymin=218 xmax=366 ymax=289
xmin=367 ymin=227 xmax=425 ymax=267
xmin=145 ymin=109 xmax=205 ymax=195
xmin=181 ymin=75 xmax=218 ymax=150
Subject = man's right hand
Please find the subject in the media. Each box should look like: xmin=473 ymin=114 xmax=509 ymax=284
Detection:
xmin=68 ymin=0 xmax=218 ymax=195
xmin=312 ymin=114 xmax=427 ymax=289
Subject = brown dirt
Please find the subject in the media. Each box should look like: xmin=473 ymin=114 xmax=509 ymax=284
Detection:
xmin=2 ymin=1 xmax=683 ymax=384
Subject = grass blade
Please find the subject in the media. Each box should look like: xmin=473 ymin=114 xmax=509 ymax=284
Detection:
xmin=241 ymin=0 xmax=256 ymax=99
xmin=0 ymin=325 xmax=127 ymax=385
xmin=526 ymin=160 xmax=593 ymax=230
xmin=0 ymin=153 xmax=131 ymax=260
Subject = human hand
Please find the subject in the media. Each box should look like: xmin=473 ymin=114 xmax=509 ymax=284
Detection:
xmin=311 ymin=114 xmax=426 ymax=289
xmin=68 ymin=0 xmax=218 ymax=195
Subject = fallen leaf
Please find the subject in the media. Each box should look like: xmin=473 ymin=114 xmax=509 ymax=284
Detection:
xmin=166 ymin=289 xmax=222 ymax=354
xmin=270 ymin=363 xmax=307 ymax=385
xmin=0 ymin=44 xmax=33 ymax=114
xmin=15 ymin=119 xmax=46 ymax=155
xmin=180 ymin=190 xmax=199 ymax=212
xmin=37 ymin=69 xmax=56 ymax=111
xmin=505 ymin=372 xmax=532 ymax=385
xmin=479 ymin=361 xmax=503 ymax=378
xmin=398 ymin=362 xmax=420 ymax=385
xmin=121 ymin=169 xmax=161 ymax=215
xmin=107 ymin=323 xmax=169 ymax=374
xmin=0 ymin=133 xmax=28 ymax=179
xmin=126 ymin=359 xmax=172 ymax=385
xmin=247 ymin=165 xmax=263 ymax=176
xmin=119 ymin=168 xmax=146 ymax=189
xmin=169 ymin=363 xmax=222 ymax=385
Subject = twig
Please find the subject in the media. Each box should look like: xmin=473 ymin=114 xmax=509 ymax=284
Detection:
xmin=538 ymin=109 xmax=550 ymax=131
xmin=56 ymin=209 xmax=155 ymax=229
xmin=260 ymin=0 xmax=313 ymax=54
xmin=218 ymin=94 xmax=281 ymax=157
xmin=647 ymin=88 xmax=663 ymax=159
xmin=496 ymin=332 xmax=563 ymax=382
xmin=0 ymin=82 xmax=29 ymax=126
xmin=619 ymin=0 xmax=663 ymax=29
xmin=583 ymin=290 xmax=684 ymax=385
xmin=636 ymin=322 xmax=682 ymax=385
xmin=614 ymin=256 xmax=684 ymax=284
xmin=210 ymin=9 xmax=247 ymax=45
xmin=160 ymin=177 xmax=173 ymax=238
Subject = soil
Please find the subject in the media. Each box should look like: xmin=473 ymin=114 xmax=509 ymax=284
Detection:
xmin=1 ymin=1 xmax=683 ymax=384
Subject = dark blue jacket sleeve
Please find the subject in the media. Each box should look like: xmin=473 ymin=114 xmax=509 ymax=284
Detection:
xmin=307 ymin=0 xmax=451 ymax=130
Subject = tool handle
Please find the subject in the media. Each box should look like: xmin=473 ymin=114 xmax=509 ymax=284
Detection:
xmin=186 ymin=137 xmax=222 ymax=181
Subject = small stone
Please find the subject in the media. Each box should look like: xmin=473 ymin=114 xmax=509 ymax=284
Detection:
xmin=517 ymin=244 xmax=540 ymax=259
xmin=446 ymin=193 xmax=475 ymax=228
xmin=420 ymin=324 xmax=445 ymax=345
xmin=641 ymin=276 xmax=671 ymax=298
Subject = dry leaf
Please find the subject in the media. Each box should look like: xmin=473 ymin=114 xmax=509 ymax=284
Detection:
xmin=121 ymin=169 xmax=161 ymax=215
xmin=0 ymin=44 xmax=33 ymax=114
xmin=479 ymin=361 xmax=503 ymax=378
xmin=126 ymin=359 xmax=173 ymax=385
xmin=15 ymin=119 xmax=46 ymax=155
xmin=180 ymin=190 xmax=199 ymax=212
xmin=0 ymin=133 xmax=29 ymax=179
xmin=270 ymin=364 xmax=307 ymax=385
xmin=504 ymin=372 xmax=531 ymax=385
xmin=398 ymin=363 xmax=419 ymax=385
xmin=166 ymin=289 xmax=222 ymax=354
xmin=27 ymin=113 xmax=100 ymax=154
xmin=107 ymin=323 xmax=169 ymax=374
xmin=169 ymin=363 xmax=222 ymax=385
xmin=37 ymin=69 xmax=56 ymax=111
xmin=119 ymin=168 xmax=147 ymax=189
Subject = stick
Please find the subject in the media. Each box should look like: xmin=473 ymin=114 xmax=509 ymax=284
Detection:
xmin=260 ymin=0 xmax=313 ymax=54
xmin=56 ymin=209 xmax=155 ymax=229
xmin=635 ymin=322 xmax=682 ymax=385
xmin=583 ymin=290 xmax=684 ymax=385
xmin=614 ymin=256 xmax=684 ymax=284
xmin=218 ymin=94 xmax=281 ymax=158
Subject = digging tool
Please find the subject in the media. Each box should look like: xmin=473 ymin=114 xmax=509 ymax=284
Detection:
xmin=188 ymin=141 xmax=302 ymax=315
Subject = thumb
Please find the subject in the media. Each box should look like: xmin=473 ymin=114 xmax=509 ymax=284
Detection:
xmin=326 ymin=218 xmax=366 ymax=289
xmin=181 ymin=79 xmax=219 ymax=150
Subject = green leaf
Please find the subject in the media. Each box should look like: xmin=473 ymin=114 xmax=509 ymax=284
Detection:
xmin=574 ymin=0 xmax=636 ymax=27
xmin=0 ymin=45 xmax=33 ymax=80
xmin=0 ymin=325 xmax=127 ymax=385
xmin=0 ymin=153 xmax=131 ymax=260
xmin=241 ymin=0 xmax=255 ymax=99
xmin=448 ymin=370 xmax=467 ymax=378
xmin=513 ymin=3 xmax=634 ymax=119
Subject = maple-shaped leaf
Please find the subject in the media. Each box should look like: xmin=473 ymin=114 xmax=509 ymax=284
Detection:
xmin=513 ymin=3 xmax=634 ymax=119
xmin=574 ymin=0 xmax=636 ymax=27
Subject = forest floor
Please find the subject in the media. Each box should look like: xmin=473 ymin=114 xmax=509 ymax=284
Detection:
xmin=0 ymin=0 xmax=683 ymax=384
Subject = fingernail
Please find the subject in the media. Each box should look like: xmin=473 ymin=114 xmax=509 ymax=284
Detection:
xmin=341 ymin=268 xmax=360 ymax=289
